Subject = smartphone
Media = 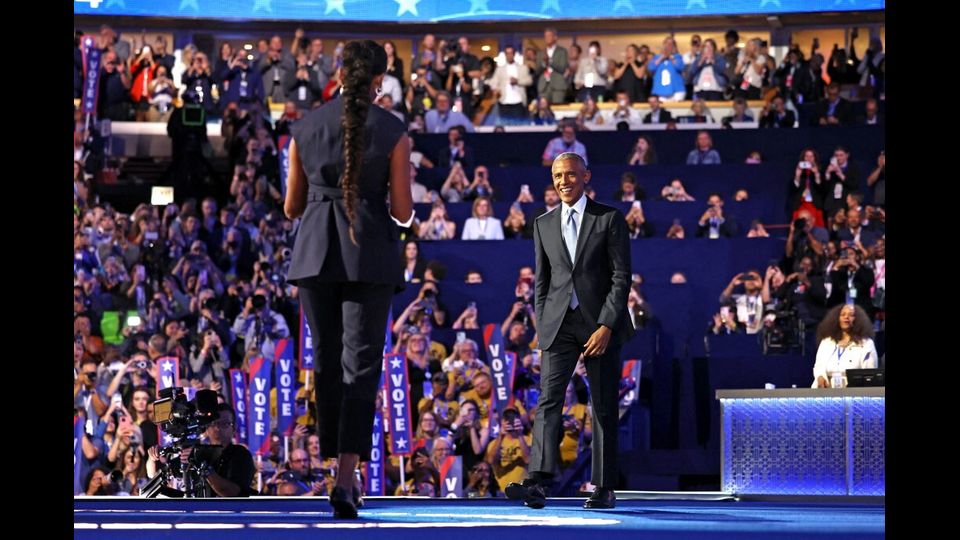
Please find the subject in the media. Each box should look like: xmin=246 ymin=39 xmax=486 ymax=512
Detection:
xmin=144 ymin=231 xmax=159 ymax=241
xmin=799 ymin=161 xmax=811 ymax=170
xmin=456 ymin=331 xmax=466 ymax=344
xmin=520 ymin=184 xmax=530 ymax=195
xmin=467 ymin=301 xmax=477 ymax=310
xmin=632 ymin=200 xmax=642 ymax=210
xmin=126 ymin=314 xmax=142 ymax=328
xmin=720 ymin=306 xmax=730 ymax=319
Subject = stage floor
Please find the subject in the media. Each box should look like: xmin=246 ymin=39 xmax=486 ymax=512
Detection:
xmin=75 ymin=495 xmax=884 ymax=539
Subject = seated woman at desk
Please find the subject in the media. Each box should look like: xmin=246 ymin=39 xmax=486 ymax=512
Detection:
xmin=812 ymin=304 xmax=877 ymax=388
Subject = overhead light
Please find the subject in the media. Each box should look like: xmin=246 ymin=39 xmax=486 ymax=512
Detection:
xmin=243 ymin=44 xmax=253 ymax=50
xmin=481 ymin=45 xmax=491 ymax=52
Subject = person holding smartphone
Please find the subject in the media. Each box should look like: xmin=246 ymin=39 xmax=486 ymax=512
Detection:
xmin=464 ymin=165 xmax=495 ymax=201
xmin=710 ymin=302 xmax=743 ymax=335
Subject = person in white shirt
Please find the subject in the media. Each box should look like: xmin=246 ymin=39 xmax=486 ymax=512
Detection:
xmin=490 ymin=45 xmax=533 ymax=124
xmin=461 ymin=197 xmax=504 ymax=240
xmin=811 ymin=303 xmax=878 ymax=388
xmin=718 ymin=270 xmax=764 ymax=334
xmin=574 ymin=41 xmax=609 ymax=103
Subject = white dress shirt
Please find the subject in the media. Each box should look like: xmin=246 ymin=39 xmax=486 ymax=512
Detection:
xmin=811 ymin=337 xmax=879 ymax=388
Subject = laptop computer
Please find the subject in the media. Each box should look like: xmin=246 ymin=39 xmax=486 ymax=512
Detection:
xmin=846 ymin=368 xmax=884 ymax=387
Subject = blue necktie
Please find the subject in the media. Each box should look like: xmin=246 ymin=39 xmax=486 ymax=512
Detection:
xmin=565 ymin=208 xmax=579 ymax=309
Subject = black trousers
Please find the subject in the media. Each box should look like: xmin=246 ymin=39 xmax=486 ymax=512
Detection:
xmin=299 ymin=281 xmax=394 ymax=461
xmin=529 ymin=306 xmax=622 ymax=487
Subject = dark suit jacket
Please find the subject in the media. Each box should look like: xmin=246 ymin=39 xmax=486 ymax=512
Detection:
xmin=811 ymin=97 xmax=854 ymax=126
xmin=534 ymin=198 xmax=634 ymax=350
xmin=436 ymin=145 xmax=476 ymax=171
xmin=760 ymin=110 xmax=796 ymax=128
xmin=642 ymin=109 xmax=674 ymax=124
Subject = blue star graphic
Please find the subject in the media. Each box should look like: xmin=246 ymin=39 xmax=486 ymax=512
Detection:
xmin=686 ymin=0 xmax=707 ymax=9
xmin=252 ymin=0 xmax=272 ymax=13
xmin=760 ymin=0 xmax=781 ymax=7
xmin=613 ymin=0 xmax=634 ymax=11
xmin=179 ymin=0 xmax=199 ymax=11
xmin=105 ymin=0 xmax=126 ymax=8
xmin=540 ymin=0 xmax=561 ymax=13
xmin=395 ymin=0 xmax=420 ymax=16
xmin=469 ymin=0 xmax=489 ymax=13
xmin=325 ymin=0 xmax=346 ymax=15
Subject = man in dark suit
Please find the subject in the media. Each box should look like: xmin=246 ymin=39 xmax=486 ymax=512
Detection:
xmin=642 ymin=95 xmax=673 ymax=124
xmin=506 ymin=153 xmax=633 ymax=510
xmin=436 ymin=126 xmax=475 ymax=171
xmin=759 ymin=95 xmax=796 ymax=128
xmin=811 ymin=82 xmax=853 ymax=126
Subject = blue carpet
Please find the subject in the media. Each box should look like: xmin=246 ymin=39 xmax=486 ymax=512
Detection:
xmin=75 ymin=497 xmax=884 ymax=539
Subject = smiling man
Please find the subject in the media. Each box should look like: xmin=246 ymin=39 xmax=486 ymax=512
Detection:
xmin=506 ymin=152 xmax=633 ymax=510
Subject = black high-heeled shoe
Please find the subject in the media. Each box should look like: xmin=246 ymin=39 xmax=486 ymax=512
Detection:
xmin=329 ymin=485 xmax=358 ymax=519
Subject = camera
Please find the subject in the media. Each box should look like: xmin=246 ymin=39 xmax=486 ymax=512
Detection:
xmin=252 ymin=294 xmax=267 ymax=310
xmin=153 ymin=387 xmax=219 ymax=438
xmin=422 ymin=288 xmax=435 ymax=299
xmin=445 ymin=40 xmax=459 ymax=53
xmin=142 ymin=388 xmax=223 ymax=498
xmin=793 ymin=218 xmax=807 ymax=231
xmin=202 ymin=297 xmax=218 ymax=311
xmin=136 ymin=360 xmax=148 ymax=370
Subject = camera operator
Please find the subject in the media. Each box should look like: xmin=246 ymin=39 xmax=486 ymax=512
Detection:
xmin=442 ymin=37 xmax=481 ymax=119
xmin=231 ymin=287 xmax=290 ymax=362
xmin=827 ymin=246 xmax=875 ymax=315
xmin=785 ymin=209 xmax=827 ymax=268
xmin=175 ymin=404 xmax=256 ymax=497
xmin=187 ymin=288 xmax=232 ymax=347
xmin=187 ymin=329 xmax=228 ymax=392
xmin=770 ymin=255 xmax=829 ymax=327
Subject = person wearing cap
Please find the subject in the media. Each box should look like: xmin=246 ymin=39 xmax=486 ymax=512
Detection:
xmin=418 ymin=371 xmax=460 ymax=429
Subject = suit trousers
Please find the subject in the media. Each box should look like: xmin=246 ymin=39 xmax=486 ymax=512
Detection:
xmin=529 ymin=306 xmax=623 ymax=487
xmin=299 ymin=281 xmax=394 ymax=461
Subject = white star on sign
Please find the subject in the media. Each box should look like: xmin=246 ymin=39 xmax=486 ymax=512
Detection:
xmin=540 ymin=0 xmax=561 ymax=13
xmin=252 ymin=0 xmax=272 ymax=13
xmin=325 ymin=0 xmax=346 ymax=15
xmin=395 ymin=437 xmax=407 ymax=449
xmin=162 ymin=362 xmax=173 ymax=372
xmin=613 ymin=0 xmax=634 ymax=11
xmin=179 ymin=0 xmax=199 ymax=11
xmin=390 ymin=357 xmax=403 ymax=370
xmin=469 ymin=0 xmax=489 ymax=13
xmin=373 ymin=417 xmax=380 ymax=428
xmin=395 ymin=0 xmax=420 ymax=16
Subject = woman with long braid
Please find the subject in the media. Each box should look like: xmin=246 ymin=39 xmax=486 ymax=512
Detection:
xmin=284 ymin=40 xmax=413 ymax=519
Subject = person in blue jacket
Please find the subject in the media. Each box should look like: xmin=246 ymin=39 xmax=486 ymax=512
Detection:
xmin=650 ymin=37 xmax=685 ymax=101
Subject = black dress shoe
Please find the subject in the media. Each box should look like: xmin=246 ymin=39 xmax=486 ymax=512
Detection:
xmin=330 ymin=485 xmax=358 ymax=519
xmin=353 ymin=485 xmax=364 ymax=509
xmin=583 ymin=487 xmax=616 ymax=509
xmin=504 ymin=479 xmax=546 ymax=509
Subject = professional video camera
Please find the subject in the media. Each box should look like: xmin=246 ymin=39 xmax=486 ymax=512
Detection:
xmin=761 ymin=307 xmax=805 ymax=355
xmin=141 ymin=388 xmax=221 ymax=498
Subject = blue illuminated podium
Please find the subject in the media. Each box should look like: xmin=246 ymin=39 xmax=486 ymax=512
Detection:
xmin=716 ymin=388 xmax=884 ymax=496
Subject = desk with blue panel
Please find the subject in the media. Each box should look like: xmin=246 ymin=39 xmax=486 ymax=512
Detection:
xmin=716 ymin=388 xmax=884 ymax=496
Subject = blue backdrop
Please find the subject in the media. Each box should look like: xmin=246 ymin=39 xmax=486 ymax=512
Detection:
xmin=75 ymin=0 xmax=884 ymax=22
